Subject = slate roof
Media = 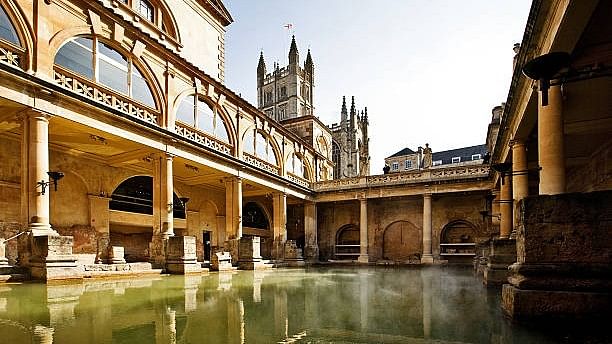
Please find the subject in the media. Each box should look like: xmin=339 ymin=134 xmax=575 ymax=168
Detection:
xmin=387 ymin=147 xmax=416 ymax=158
xmin=432 ymin=144 xmax=487 ymax=165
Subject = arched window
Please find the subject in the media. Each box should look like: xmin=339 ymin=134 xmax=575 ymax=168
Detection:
xmin=109 ymin=176 xmax=186 ymax=219
xmin=243 ymin=129 xmax=278 ymax=165
xmin=138 ymin=0 xmax=154 ymax=21
xmin=55 ymin=36 xmax=156 ymax=108
xmin=176 ymin=95 xmax=230 ymax=143
xmin=0 ymin=6 xmax=19 ymax=46
xmin=243 ymin=202 xmax=269 ymax=230
xmin=332 ymin=141 xmax=341 ymax=179
xmin=287 ymin=153 xmax=308 ymax=179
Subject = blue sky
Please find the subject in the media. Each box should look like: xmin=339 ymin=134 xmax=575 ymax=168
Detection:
xmin=224 ymin=0 xmax=532 ymax=173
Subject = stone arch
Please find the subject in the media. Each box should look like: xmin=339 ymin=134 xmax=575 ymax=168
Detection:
xmin=49 ymin=170 xmax=89 ymax=227
xmin=440 ymin=220 xmax=477 ymax=244
xmin=335 ymin=224 xmax=360 ymax=259
xmin=49 ymin=33 xmax=166 ymax=117
xmin=109 ymin=175 xmax=185 ymax=218
xmin=0 ymin=0 xmax=35 ymax=71
xmin=243 ymin=201 xmax=270 ymax=230
xmin=382 ymin=220 xmax=421 ymax=261
xmin=172 ymin=89 xmax=237 ymax=147
xmin=286 ymin=151 xmax=313 ymax=181
xmin=241 ymin=127 xmax=283 ymax=169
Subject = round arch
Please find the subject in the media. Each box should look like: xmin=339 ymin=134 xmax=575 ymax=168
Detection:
xmin=286 ymin=151 xmax=313 ymax=181
xmin=241 ymin=126 xmax=283 ymax=170
xmin=440 ymin=220 xmax=477 ymax=244
xmin=242 ymin=201 xmax=270 ymax=230
xmin=172 ymin=89 xmax=237 ymax=147
xmin=109 ymin=175 xmax=186 ymax=219
xmin=0 ymin=1 xmax=35 ymax=71
xmin=382 ymin=220 xmax=421 ymax=261
xmin=49 ymin=32 xmax=166 ymax=116
xmin=335 ymin=224 xmax=360 ymax=260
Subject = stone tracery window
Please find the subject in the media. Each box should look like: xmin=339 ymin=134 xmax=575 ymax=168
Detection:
xmin=287 ymin=153 xmax=308 ymax=179
xmin=54 ymin=36 xmax=157 ymax=108
xmin=139 ymin=0 xmax=155 ymax=22
xmin=243 ymin=129 xmax=278 ymax=166
xmin=176 ymin=94 xmax=230 ymax=143
xmin=332 ymin=141 xmax=341 ymax=178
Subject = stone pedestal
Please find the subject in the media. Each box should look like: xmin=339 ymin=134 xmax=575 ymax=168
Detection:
xmin=166 ymin=236 xmax=202 ymax=274
xmin=106 ymin=246 xmax=126 ymax=264
xmin=502 ymin=192 xmax=612 ymax=320
xmin=238 ymin=236 xmax=270 ymax=270
xmin=283 ymin=240 xmax=305 ymax=267
xmin=211 ymin=251 xmax=235 ymax=271
xmin=29 ymin=235 xmax=82 ymax=282
xmin=473 ymin=239 xmax=491 ymax=277
xmin=0 ymin=239 xmax=8 ymax=266
xmin=483 ymin=238 xmax=516 ymax=286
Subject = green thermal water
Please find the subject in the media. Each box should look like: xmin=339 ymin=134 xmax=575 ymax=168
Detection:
xmin=0 ymin=267 xmax=601 ymax=343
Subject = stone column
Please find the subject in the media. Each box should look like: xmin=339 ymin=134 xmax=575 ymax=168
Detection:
xmin=161 ymin=154 xmax=174 ymax=239
xmin=272 ymin=192 xmax=287 ymax=261
xmin=224 ymin=177 xmax=242 ymax=240
xmin=538 ymin=85 xmax=565 ymax=195
xmin=499 ymin=174 xmax=513 ymax=239
xmin=357 ymin=198 xmax=369 ymax=263
xmin=511 ymin=140 xmax=528 ymax=232
xmin=421 ymin=193 xmax=434 ymax=264
xmin=491 ymin=189 xmax=501 ymax=230
xmin=22 ymin=111 xmax=57 ymax=236
xmin=88 ymin=195 xmax=110 ymax=263
xmin=303 ymin=201 xmax=319 ymax=262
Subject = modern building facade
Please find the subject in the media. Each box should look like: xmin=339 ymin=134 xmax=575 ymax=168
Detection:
xmin=385 ymin=144 xmax=487 ymax=173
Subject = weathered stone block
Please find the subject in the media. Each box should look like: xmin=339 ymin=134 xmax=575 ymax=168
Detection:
xmin=211 ymin=251 xmax=234 ymax=271
xmin=165 ymin=236 xmax=201 ymax=275
xmin=107 ymin=246 xmax=126 ymax=264
xmin=0 ymin=239 xmax=8 ymax=266
xmin=29 ymin=235 xmax=82 ymax=282
xmin=483 ymin=238 xmax=516 ymax=286
xmin=238 ymin=236 xmax=270 ymax=270
xmin=503 ymin=191 xmax=612 ymax=320
xmin=284 ymin=240 xmax=305 ymax=267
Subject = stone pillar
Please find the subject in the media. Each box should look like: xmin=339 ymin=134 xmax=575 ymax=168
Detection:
xmin=22 ymin=111 xmax=57 ymax=236
xmin=0 ymin=239 xmax=8 ymax=266
xmin=303 ymin=202 xmax=319 ymax=262
xmin=538 ymin=85 xmax=565 ymax=195
xmin=272 ymin=192 xmax=287 ymax=261
xmin=421 ymin=193 xmax=434 ymax=264
xmin=150 ymin=153 xmax=174 ymax=266
xmin=357 ymin=198 xmax=369 ymax=263
xmin=88 ymin=195 xmax=110 ymax=264
xmin=491 ymin=189 xmax=501 ymax=230
xmin=499 ymin=174 xmax=513 ymax=239
xmin=224 ymin=177 xmax=242 ymax=240
xmin=511 ymin=140 xmax=528 ymax=233
xmin=161 ymin=154 xmax=174 ymax=239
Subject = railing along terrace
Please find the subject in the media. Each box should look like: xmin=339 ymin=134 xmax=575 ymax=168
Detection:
xmin=0 ymin=40 xmax=24 ymax=69
xmin=287 ymin=173 xmax=310 ymax=188
xmin=243 ymin=153 xmax=281 ymax=175
xmin=314 ymin=165 xmax=490 ymax=192
xmin=174 ymin=121 xmax=233 ymax=156
xmin=54 ymin=66 xmax=159 ymax=125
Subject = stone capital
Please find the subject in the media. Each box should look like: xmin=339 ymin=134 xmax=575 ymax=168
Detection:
xmin=508 ymin=139 xmax=527 ymax=148
xmin=17 ymin=109 xmax=52 ymax=123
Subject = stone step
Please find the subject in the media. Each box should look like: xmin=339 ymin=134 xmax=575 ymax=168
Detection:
xmin=0 ymin=273 xmax=29 ymax=283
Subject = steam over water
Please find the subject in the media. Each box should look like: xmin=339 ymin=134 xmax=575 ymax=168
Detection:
xmin=0 ymin=267 xmax=604 ymax=343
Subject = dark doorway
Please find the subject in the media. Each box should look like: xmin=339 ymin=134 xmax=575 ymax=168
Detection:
xmin=202 ymin=231 xmax=212 ymax=262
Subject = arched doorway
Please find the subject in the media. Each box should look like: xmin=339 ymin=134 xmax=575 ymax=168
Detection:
xmin=335 ymin=224 xmax=360 ymax=260
xmin=382 ymin=221 xmax=421 ymax=262
xmin=439 ymin=220 xmax=477 ymax=264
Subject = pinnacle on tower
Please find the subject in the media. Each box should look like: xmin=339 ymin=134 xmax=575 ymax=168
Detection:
xmin=350 ymin=96 xmax=356 ymax=116
xmin=257 ymin=51 xmax=266 ymax=84
xmin=341 ymin=96 xmax=347 ymax=123
xmin=305 ymin=48 xmax=313 ymax=70
xmin=289 ymin=35 xmax=299 ymax=65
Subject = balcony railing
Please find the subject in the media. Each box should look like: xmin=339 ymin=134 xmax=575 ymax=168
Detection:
xmin=53 ymin=66 xmax=159 ymax=126
xmin=243 ymin=153 xmax=280 ymax=175
xmin=314 ymin=166 xmax=490 ymax=192
xmin=175 ymin=121 xmax=233 ymax=156
xmin=0 ymin=40 xmax=24 ymax=69
xmin=287 ymin=173 xmax=310 ymax=188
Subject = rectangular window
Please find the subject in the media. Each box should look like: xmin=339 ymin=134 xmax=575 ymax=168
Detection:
xmin=139 ymin=0 xmax=154 ymax=22
xmin=405 ymin=160 xmax=412 ymax=169
xmin=472 ymin=154 xmax=482 ymax=160
xmin=392 ymin=162 xmax=399 ymax=171
xmin=451 ymin=157 xmax=461 ymax=163
xmin=433 ymin=160 xmax=442 ymax=166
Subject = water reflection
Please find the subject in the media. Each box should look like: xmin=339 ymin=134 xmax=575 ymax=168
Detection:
xmin=0 ymin=268 xmax=580 ymax=343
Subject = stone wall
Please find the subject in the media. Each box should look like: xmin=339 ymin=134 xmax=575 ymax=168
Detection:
xmin=567 ymin=140 xmax=612 ymax=193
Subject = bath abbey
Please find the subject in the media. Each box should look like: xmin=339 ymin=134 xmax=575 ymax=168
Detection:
xmin=0 ymin=0 xmax=610 ymax=342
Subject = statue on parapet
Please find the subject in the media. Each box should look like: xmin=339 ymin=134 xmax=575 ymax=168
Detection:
xmin=422 ymin=143 xmax=432 ymax=169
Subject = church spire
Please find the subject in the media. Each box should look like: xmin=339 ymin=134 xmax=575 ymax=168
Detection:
xmin=289 ymin=35 xmax=299 ymax=65
xmin=341 ymin=96 xmax=347 ymax=123
xmin=350 ymin=96 xmax=356 ymax=116
xmin=305 ymin=49 xmax=313 ymax=70
xmin=257 ymin=51 xmax=266 ymax=86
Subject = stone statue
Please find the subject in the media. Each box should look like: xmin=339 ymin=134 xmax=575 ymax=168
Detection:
xmin=422 ymin=143 xmax=432 ymax=168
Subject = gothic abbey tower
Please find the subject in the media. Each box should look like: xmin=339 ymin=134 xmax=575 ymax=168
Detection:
xmin=257 ymin=36 xmax=314 ymax=121
xmin=330 ymin=96 xmax=370 ymax=178
xmin=257 ymin=36 xmax=370 ymax=179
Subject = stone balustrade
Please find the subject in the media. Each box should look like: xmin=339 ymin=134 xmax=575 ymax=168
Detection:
xmin=313 ymin=165 xmax=490 ymax=192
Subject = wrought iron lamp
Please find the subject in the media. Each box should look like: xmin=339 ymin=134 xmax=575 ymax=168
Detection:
xmin=37 ymin=171 xmax=64 ymax=195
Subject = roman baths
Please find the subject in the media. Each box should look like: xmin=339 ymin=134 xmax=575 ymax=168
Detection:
xmin=0 ymin=0 xmax=610 ymax=343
